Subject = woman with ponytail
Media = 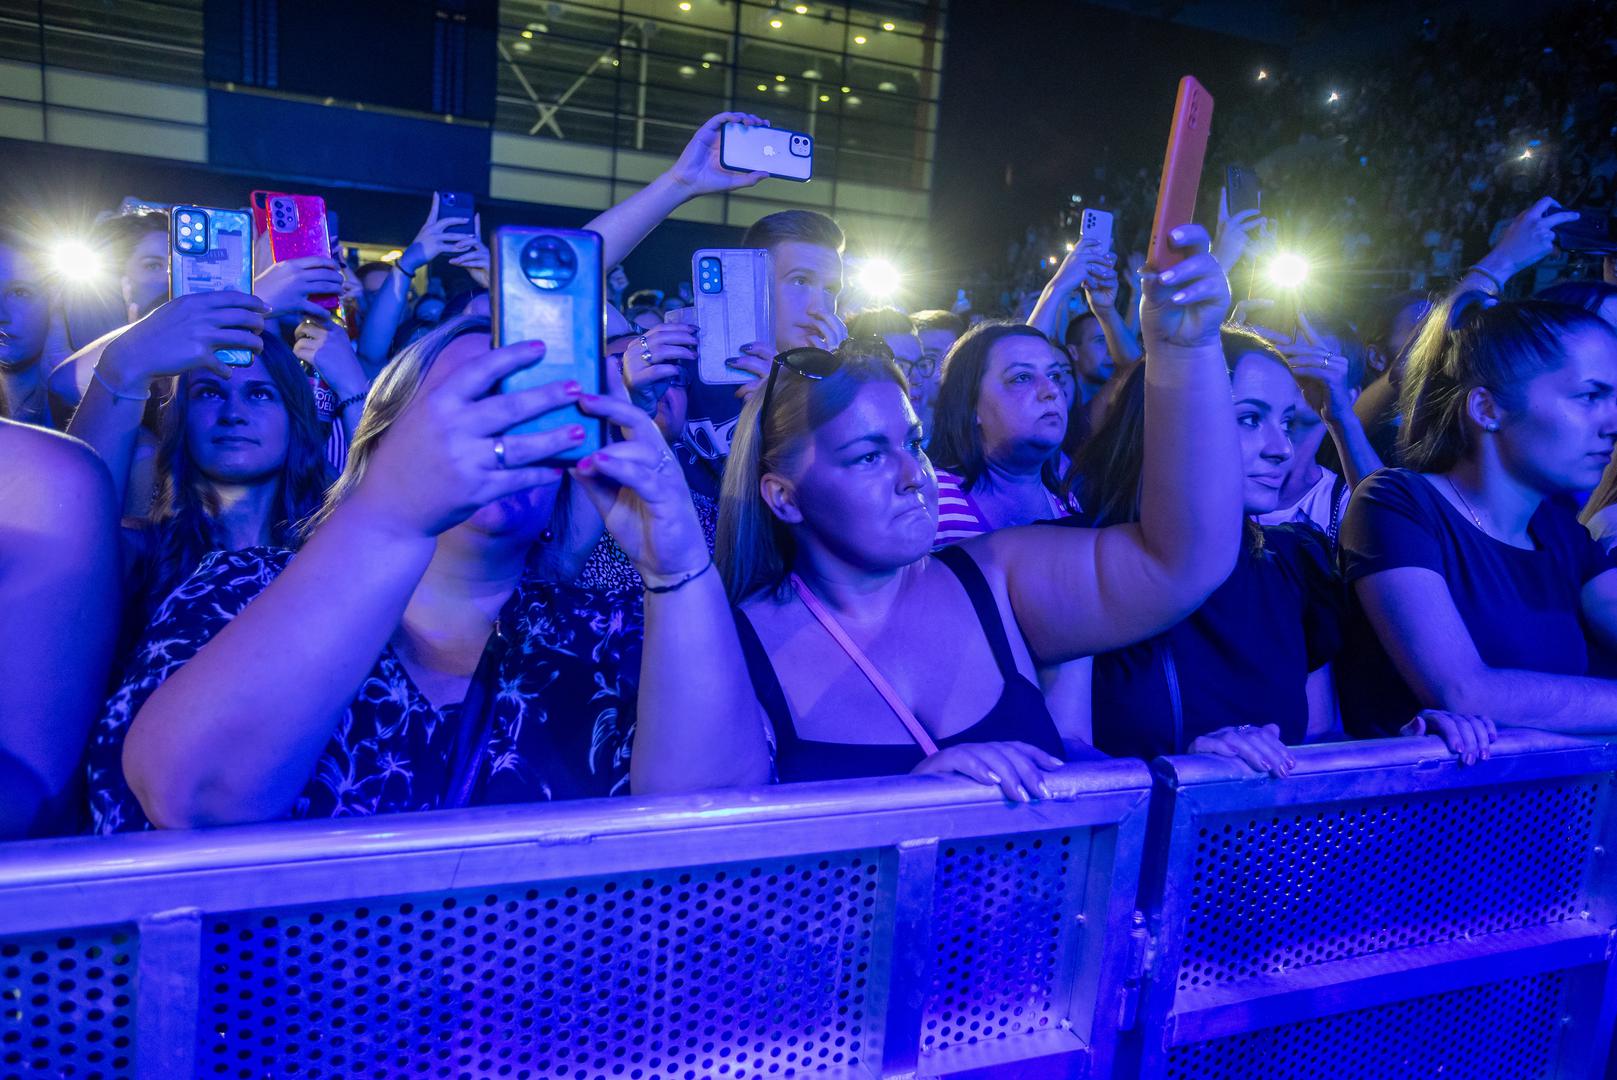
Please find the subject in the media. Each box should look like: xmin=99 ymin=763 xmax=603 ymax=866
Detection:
xmin=1337 ymin=290 xmax=1617 ymax=754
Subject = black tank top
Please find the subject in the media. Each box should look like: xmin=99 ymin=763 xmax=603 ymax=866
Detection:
xmin=733 ymin=544 xmax=1067 ymax=782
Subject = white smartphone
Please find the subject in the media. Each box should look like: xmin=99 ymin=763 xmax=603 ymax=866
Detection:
xmin=1079 ymin=207 xmax=1114 ymax=251
xmin=720 ymin=123 xmax=814 ymax=182
xmin=682 ymin=248 xmax=773 ymax=384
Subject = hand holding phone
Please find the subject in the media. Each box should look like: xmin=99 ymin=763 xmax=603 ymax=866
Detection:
xmin=688 ymin=249 xmax=774 ymax=384
xmin=400 ymin=193 xmax=480 ymax=275
xmin=666 ymin=112 xmax=774 ymax=196
xmin=1147 ymin=76 xmax=1214 ymax=270
xmin=263 ymin=193 xmax=340 ymax=312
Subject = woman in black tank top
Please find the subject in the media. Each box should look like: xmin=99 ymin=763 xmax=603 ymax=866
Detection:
xmin=603 ymin=229 xmax=1245 ymax=801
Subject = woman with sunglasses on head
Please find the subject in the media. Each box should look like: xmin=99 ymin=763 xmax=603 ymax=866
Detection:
xmin=622 ymin=226 xmax=1241 ymax=802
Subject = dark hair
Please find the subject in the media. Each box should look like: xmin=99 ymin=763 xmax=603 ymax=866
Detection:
xmin=926 ymin=321 xmax=1065 ymax=494
xmin=1073 ymin=327 xmax=1282 ymax=552
xmin=1062 ymin=312 xmax=1101 ymax=349
xmin=1536 ymin=280 xmax=1617 ymax=319
xmin=717 ymin=339 xmax=906 ymax=601
xmin=357 ymin=260 xmax=393 ymax=279
xmin=1399 ymin=292 xmax=1615 ymax=472
xmin=147 ymin=333 xmax=332 ymax=602
xmin=846 ymin=306 xmax=914 ymax=341
xmin=741 ymin=210 xmax=845 ymax=255
xmin=911 ymin=309 xmax=965 ymax=336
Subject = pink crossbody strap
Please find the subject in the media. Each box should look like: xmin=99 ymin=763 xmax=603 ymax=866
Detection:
xmin=790 ymin=574 xmax=940 ymax=756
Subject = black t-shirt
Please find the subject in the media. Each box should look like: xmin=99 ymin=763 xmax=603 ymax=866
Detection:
xmin=1089 ymin=523 xmax=1344 ymax=760
xmin=1337 ymin=468 xmax=1617 ymax=736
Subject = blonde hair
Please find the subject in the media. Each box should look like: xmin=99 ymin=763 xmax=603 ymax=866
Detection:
xmin=716 ymin=345 xmax=907 ymax=602
xmin=304 ymin=315 xmax=490 ymax=536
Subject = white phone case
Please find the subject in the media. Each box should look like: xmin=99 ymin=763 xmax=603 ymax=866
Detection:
xmin=689 ymin=249 xmax=773 ymax=385
xmin=1079 ymin=208 xmax=1114 ymax=251
xmin=720 ymin=123 xmax=814 ymax=182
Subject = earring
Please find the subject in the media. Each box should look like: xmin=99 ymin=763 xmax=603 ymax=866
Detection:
xmin=1485 ymin=423 xmax=1500 ymax=433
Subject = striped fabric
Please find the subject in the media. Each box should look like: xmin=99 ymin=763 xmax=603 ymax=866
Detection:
xmin=933 ymin=468 xmax=1076 ymax=546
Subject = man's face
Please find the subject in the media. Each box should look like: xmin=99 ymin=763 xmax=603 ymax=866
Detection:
xmin=1067 ymin=315 xmax=1112 ymax=385
xmin=771 ymin=241 xmax=843 ymax=352
xmin=0 ymin=243 xmax=52 ymax=373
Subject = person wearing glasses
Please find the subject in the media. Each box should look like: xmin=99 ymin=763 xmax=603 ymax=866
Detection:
xmin=617 ymin=224 xmax=1239 ymax=802
xmin=848 ymin=307 xmax=930 ymax=430
xmin=926 ymin=322 xmax=1080 ymax=546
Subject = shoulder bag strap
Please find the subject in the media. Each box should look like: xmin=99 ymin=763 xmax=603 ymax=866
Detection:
xmin=790 ymin=574 xmax=940 ymax=756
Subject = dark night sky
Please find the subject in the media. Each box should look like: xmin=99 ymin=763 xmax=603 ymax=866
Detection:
xmin=930 ymin=1 xmax=1273 ymax=279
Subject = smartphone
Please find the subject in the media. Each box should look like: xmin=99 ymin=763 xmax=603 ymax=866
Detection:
xmin=248 ymin=190 xmax=277 ymax=237
xmin=1079 ymin=208 xmax=1114 ymax=252
xmin=720 ymin=123 xmax=813 ymax=183
xmin=684 ymin=248 xmax=773 ymax=385
xmin=1554 ymin=209 xmax=1617 ymax=255
xmin=1225 ymin=164 xmax=1261 ymax=216
xmin=169 ymin=205 xmax=255 ymax=367
xmin=265 ymin=193 xmax=340 ymax=312
xmin=1147 ymin=76 xmax=1215 ymax=270
xmin=437 ymin=191 xmax=477 ymax=236
xmin=491 ymin=226 xmax=605 ymax=462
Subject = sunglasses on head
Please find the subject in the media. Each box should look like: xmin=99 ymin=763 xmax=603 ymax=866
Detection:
xmin=758 ymin=346 xmax=840 ymax=424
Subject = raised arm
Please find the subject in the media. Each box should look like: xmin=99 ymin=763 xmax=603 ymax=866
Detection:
xmin=67 ymin=292 xmax=269 ymax=508
xmin=1027 ymin=241 xmax=1108 ymax=337
xmin=584 ymin=112 xmax=769 ymax=269
xmin=985 ymin=224 xmax=1241 ymax=662
xmin=0 ymin=423 xmax=119 ymax=838
xmin=123 ymin=341 xmax=587 ymax=827
xmin=1356 ymin=566 xmax=1617 ymax=733
xmin=1456 ymin=196 xmax=1577 ymax=296
xmin=569 ymin=395 xmax=770 ymax=794
xmin=1082 ymin=255 xmax=1143 ymax=367
xmin=355 ymin=196 xmax=478 ymax=370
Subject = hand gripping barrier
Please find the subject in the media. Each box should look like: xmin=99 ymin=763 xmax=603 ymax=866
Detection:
xmin=1121 ymin=730 xmax=1617 ymax=1079
xmin=0 ymin=760 xmax=1155 ymax=1080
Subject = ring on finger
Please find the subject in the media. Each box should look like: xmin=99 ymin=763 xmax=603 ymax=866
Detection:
xmin=493 ymin=437 xmax=508 ymax=470
xmin=655 ymin=450 xmax=674 ymax=474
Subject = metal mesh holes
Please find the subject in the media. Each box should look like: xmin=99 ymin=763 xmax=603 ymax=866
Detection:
xmin=197 ymin=851 xmax=884 ymax=1079
xmin=1176 ymin=779 xmax=1602 ymax=992
xmin=921 ymin=830 xmax=1079 ymax=1056
xmin=1165 ymin=971 xmax=1569 ymax=1079
xmin=0 ymin=926 xmax=136 ymax=1079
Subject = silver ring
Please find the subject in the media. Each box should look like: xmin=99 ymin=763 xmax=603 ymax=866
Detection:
xmin=1237 ymin=724 xmax=1255 ymax=733
xmin=493 ymin=437 xmax=508 ymax=469
xmin=655 ymin=450 xmax=673 ymax=474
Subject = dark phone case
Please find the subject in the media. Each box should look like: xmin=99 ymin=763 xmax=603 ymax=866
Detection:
xmin=1555 ymin=211 xmax=1617 ymax=255
xmin=719 ymin=123 xmax=814 ymax=183
xmin=491 ymin=227 xmax=605 ymax=463
xmin=438 ymin=192 xmax=477 ymax=236
xmin=1226 ymin=164 xmax=1261 ymax=215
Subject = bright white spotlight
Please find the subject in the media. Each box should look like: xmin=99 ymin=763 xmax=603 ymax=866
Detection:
xmin=855 ymin=258 xmax=900 ymax=298
xmin=1266 ymin=252 xmax=1310 ymax=289
xmin=47 ymin=239 xmax=105 ymax=286
xmin=1326 ymin=90 xmax=1340 ymax=103
xmin=1519 ymin=148 xmax=1533 ymax=160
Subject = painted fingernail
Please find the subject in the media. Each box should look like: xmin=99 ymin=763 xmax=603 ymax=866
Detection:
xmin=578 ymin=455 xmax=595 ymax=471
xmin=1171 ymin=291 xmax=1189 ymax=304
xmin=1158 ymin=269 xmax=1176 ymax=283
xmin=569 ymin=425 xmax=586 ymax=439
xmin=1170 ymin=227 xmax=1186 ymax=242
xmin=986 ymin=771 xmax=1002 ymax=784
xmin=1038 ymin=782 xmax=1052 ymax=799
xmin=565 ymin=381 xmax=581 ymax=395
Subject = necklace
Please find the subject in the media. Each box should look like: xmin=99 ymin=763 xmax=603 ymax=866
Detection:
xmin=1445 ymin=475 xmax=1485 ymax=532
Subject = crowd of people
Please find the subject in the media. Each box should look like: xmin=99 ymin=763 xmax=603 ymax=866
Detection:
xmin=984 ymin=4 xmax=1617 ymax=310
xmin=3 ymin=90 xmax=1617 ymax=845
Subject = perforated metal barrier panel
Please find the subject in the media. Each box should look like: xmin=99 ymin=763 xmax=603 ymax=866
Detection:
xmin=0 ymin=762 xmax=1153 ymax=1080
xmin=1128 ymin=733 xmax=1617 ymax=1080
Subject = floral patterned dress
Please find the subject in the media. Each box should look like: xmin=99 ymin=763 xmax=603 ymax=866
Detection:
xmin=86 ymin=547 xmax=644 ymax=833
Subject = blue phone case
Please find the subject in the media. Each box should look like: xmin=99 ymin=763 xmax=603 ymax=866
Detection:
xmin=169 ymin=206 xmax=254 ymax=367
xmin=492 ymin=226 xmax=605 ymax=462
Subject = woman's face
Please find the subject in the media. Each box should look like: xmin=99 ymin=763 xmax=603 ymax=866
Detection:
xmin=184 ymin=354 xmax=291 ymax=485
xmin=778 ymin=380 xmax=937 ymax=572
xmin=974 ymin=336 xmax=1074 ymax=465
xmin=1230 ymin=351 xmax=1300 ymax=515
xmin=1495 ymin=327 xmax=1617 ymax=495
xmin=422 ymin=332 xmax=563 ymax=540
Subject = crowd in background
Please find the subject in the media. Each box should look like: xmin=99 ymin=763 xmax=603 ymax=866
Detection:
xmin=4 ymin=4 xmax=1617 ymax=848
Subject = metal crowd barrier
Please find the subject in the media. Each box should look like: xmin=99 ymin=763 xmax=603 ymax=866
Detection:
xmin=0 ymin=760 xmax=1155 ymax=1080
xmin=1124 ymin=730 xmax=1617 ymax=1079
xmin=1 ymin=733 xmax=1614 ymax=1079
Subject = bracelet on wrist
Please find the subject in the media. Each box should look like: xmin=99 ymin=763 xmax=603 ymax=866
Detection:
xmin=1466 ymin=263 xmax=1507 ymax=293
xmin=91 ymin=367 xmax=151 ymax=403
xmin=336 ymin=388 xmax=369 ymax=413
xmin=642 ymin=559 xmax=714 ymax=595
